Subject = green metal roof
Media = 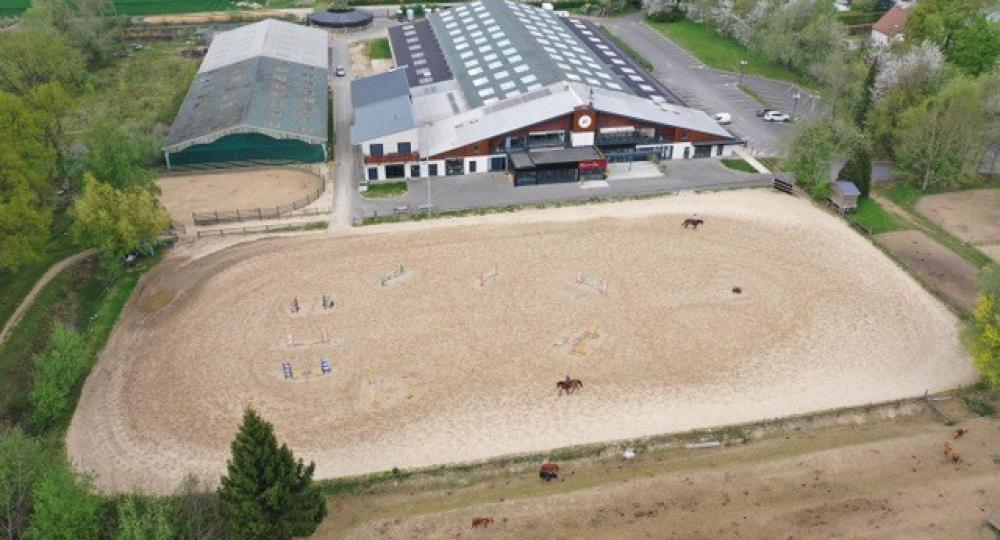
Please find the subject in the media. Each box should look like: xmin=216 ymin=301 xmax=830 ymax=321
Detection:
xmin=164 ymin=55 xmax=328 ymax=154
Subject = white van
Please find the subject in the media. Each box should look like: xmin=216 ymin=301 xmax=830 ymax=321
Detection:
xmin=713 ymin=112 xmax=732 ymax=124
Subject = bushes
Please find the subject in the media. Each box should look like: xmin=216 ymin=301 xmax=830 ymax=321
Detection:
xmin=29 ymin=323 xmax=89 ymax=431
xmin=646 ymin=5 xmax=683 ymax=22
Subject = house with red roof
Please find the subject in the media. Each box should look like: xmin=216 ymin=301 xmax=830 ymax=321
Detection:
xmin=871 ymin=3 xmax=913 ymax=47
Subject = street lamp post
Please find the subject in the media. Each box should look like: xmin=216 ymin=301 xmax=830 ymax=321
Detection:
xmin=738 ymin=60 xmax=748 ymax=85
xmin=422 ymin=122 xmax=432 ymax=215
xmin=791 ymin=92 xmax=801 ymax=118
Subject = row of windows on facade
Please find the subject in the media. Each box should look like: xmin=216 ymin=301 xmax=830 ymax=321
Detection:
xmin=367 ymin=156 xmax=509 ymax=180
xmin=365 ymin=127 xmax=679 ymax=158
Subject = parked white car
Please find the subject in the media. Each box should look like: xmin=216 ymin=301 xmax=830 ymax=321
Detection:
xmin=763 ymin=110 xmax=791 ymax=122
xmin=713 ymin=112 xmax=732 ymax=124
xmin=834 ymin=1 xmax=851 ymax=12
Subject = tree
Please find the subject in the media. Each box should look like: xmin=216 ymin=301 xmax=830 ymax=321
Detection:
xmin=906 ymin=0 xmax=993 ymax=50
xmin=116 ymin=496 xmax=174 ymax=540
xmin=894 ymin=76 xmax=987 ymax=190
xmin=971 ymin=264 xmax=1000 ymax=389
xmin=81 ymin=120 xmax=157 ymax=192
xmin=0 ymin=428 xmax=47 ymax=540
xmin=838 ymin=139 xmax=874 ymax=197
xmin=217 ymin=409 xmax=326 ymax=540
xmin=30 ymin=323 xmax=89 ymax=432
xmin=71 ymin=174 xmax=170 ymax=260
xmin=0 ymin=28 xmax=84 ymax=96
xmin=752 ymin=0 xmax=844 ymax=73
xmin=787 ymin=117 xmax=861 ymax=199
xmin=947 ymin=18 xmax=1000 ymax=76
xmin=23 ymin=465 xmax=99 ymax=540
xmin=0 ymin=91 xmax=59 ymax=273
xmin=23 ymin=0 xmax=120 ymax=69
xmin=984 ymin=67 xmax=1000 ymax=177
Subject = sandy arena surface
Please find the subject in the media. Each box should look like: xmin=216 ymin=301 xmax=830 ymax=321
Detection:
xmin=876 ymin=230 xmax=981 ymax=312
xmin=67 ymin=191 xmax=976 ymax=494
xmin=158 ymin=168 xmax=321 ymax=225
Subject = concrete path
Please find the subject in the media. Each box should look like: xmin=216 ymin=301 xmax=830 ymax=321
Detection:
xmin=733 ymin=147 xmax=771 ymax=174
xmin=329 ymin=40 xmax=356 ymax=230
xmin=0 ymin=249 xmax=96 ymax=346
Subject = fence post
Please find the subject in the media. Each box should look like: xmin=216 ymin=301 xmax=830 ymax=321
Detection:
xmin=258 ymin=208 xmax=262 ymax=220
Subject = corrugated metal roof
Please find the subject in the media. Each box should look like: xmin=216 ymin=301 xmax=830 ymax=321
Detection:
xmin=351 ymin=68 xmax=410 ymax=108
xmin=164 ymin=56 xmax=328 ymax=152
xmin=199 ymin=18 xmax=329 ymax=73
xmin=835 ymin=181 xmax=861 ymax=197
xmin=351 ymin=95 xmax=416 ymax=144
xmin=427 ymin=0 xmax=630 ymax=108
xmin=421 ymin=82 xmax=732 ymax=156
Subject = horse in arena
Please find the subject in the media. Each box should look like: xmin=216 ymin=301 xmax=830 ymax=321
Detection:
xmin=471 ymin=516 xmax=495 ymax=528
xmin=682 ymin=218 xmax=705 ymax=229
xmin=539 ymin=462 xmax=560 ymax=481
xmin=557 ymin=379 xmax=583 ymax=395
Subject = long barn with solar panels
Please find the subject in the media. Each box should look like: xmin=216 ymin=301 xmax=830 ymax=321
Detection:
xmin=163 ymin=19 xmax=329 ymax=169
xmin=351 ymin=0 xmax=741 ymax=185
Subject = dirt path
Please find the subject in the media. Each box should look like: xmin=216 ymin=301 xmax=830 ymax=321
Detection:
xmin=0 ymin=249 xmax=96 ymax=346
xmin=315 ymin=408 xmax=1000 ymax=540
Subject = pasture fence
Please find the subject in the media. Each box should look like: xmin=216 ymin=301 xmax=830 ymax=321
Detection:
xmin=192 ymin=177 xmax=325 ymax=226
xmin=195 ymin=221 xmax=327 ymax=238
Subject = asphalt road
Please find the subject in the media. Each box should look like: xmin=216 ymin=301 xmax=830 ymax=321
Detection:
xmin=599 ymin=14 xmax=818 ymax=156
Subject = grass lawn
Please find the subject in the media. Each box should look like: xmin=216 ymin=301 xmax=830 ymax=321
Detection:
xmin=364 ymin=181 xmax=409 ymax=198
xmin=646 ymin=19 xmax=812 ymax=89
xmin=737 ymin=83 xmax=768 ymax=107
xmin=599 ymin=25 xmax=654 ymax=71
xmin=720 ymin=158 xmax=757 ymax=173
xmin=369 ymin=37 xmax=392 ymax=60
xmin=0 ymin=217 xmax=79 ymax=332
xmin=848 ymin=198 xmax=902 ymax=235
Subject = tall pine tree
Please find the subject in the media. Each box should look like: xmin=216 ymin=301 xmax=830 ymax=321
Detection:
xmin=218 ymin=409 xmax=326 ymax=540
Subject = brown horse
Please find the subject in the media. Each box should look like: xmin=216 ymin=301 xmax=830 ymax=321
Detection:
xmin=539 ymin=462 xmax=560 ymax=481
xmin=471 ymin=516 xmax=495 ymax=528
xmin=682 ymin=218 xmax=704 ymax=229
xmin=557 ymin=379 xmax=583 ymax=395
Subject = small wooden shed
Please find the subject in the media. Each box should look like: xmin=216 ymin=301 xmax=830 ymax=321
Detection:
xmin=829 ymin=181 xmax=860 ymax=213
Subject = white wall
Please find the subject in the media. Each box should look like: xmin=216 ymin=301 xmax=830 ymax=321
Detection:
xmin=671 ymin=143 xmax=693 ymax=160
xmin=362 ymin=128 xmax=420 ymax=156
xmin=570 ymin=131 xmax=595 ymax=147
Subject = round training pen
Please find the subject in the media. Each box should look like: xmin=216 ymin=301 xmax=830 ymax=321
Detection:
xmin=309 ymin=7 xmax=374 ymax=30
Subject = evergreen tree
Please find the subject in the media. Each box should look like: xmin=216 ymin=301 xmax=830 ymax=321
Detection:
xmin=217 ymin=409 xmax=326 ymax=540
xmin=838 ymin=143 xmax=873 ymax=198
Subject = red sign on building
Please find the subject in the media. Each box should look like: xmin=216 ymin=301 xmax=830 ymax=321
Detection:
xmin=578 ymin=159 xmax=607 ymax=171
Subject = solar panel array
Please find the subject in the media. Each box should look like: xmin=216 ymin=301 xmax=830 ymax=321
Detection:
xmin=506 ymin=1 xmax=623 ymax=92
xmin=428 ymin=0 xmax=630 ymax=108
xmin=388 ymin=19 xmax=452 ymax=87
xmin=562 ymin=18 xmax=682 ymax=105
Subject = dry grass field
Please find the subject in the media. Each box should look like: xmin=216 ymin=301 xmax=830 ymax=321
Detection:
xmin=67 ymin=191 xmax=976 ymax=494
xmin=312 ymin=409 xmax=1000 ymax=540
xmin=916 ymin=188 xmax=1000 ymax=262
xmin=158 ymin=167 xmax=321 ymax=224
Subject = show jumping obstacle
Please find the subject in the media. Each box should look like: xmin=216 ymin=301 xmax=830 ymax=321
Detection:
xmin=479 ymin=264 xmax=499 ymax=287
xmin=381 ymin=265 xmax=407 ymax=287
xmin=576 ymin=272 xmax=608 ymax=295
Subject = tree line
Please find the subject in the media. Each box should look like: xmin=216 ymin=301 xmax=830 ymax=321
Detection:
xmin=1 ymin=3 xmax=328 ymax=538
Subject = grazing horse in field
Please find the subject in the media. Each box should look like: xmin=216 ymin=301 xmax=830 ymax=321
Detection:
xmin=539 ymin=462 xmax=560 ymax=481
xmin=557 ymin=379 xmax=583 ymax=395
xmin=471 ymin=516 xmax=495 ymax=528
xmin=682 ymin=218 xmax=704 ymax=229
xmin=953 ymin=428 xmax=969 ymax=439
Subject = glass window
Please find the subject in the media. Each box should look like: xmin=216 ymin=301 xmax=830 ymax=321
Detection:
xmin=398 ymin=142 xmax=412 ymax=154
xmin=367 ymin=167 xmax=378 ymax=181
xmin=428 ymin=163 xmax=439 ymax=176
xmin=370 ymin=143 xmax=383 ymax=156
xmin=410 ymin=164 xmax=420 ymax=177
xmin=489 ymin=156 xmax=507 ymax=171
xmin=468 ymin=160 xmax=477 ymax=173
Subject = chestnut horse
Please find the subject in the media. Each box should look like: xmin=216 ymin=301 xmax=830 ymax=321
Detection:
xmin=539 ymin=462 xmax=560 ymax=481
xmin=471 ymin=516 xmax=495 ymax=528
xmin=682 ymin=218 xmax=704 ymax=229
xmin=557 ymin=379 xmax=583 ymax=395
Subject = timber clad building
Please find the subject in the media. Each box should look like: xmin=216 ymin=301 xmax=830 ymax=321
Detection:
xmin=351 ymin=0 xmax=740 ymax=185
xmin=164 ymin=19 xmax=329 ymax=169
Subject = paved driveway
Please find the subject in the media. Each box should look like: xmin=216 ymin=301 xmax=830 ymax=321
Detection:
xmin=598 ymin=14 xmax=817 ymax=156
xmin=356 ymin=159 xmax=768 ymax=219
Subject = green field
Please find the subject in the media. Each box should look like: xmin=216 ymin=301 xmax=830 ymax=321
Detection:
xmin=0 ymin=0 xmax=237 ymax=16
xmin=369 ymin=37 xmax=392 ymax=60
xmin=848 ymin=198 xmax=902 ymax=235
xmin=646 ymin=19 xmax=813 ymax=89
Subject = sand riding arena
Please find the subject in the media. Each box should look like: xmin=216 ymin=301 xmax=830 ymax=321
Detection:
xmin=67 ymin=191 xmax=976 ymax=493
